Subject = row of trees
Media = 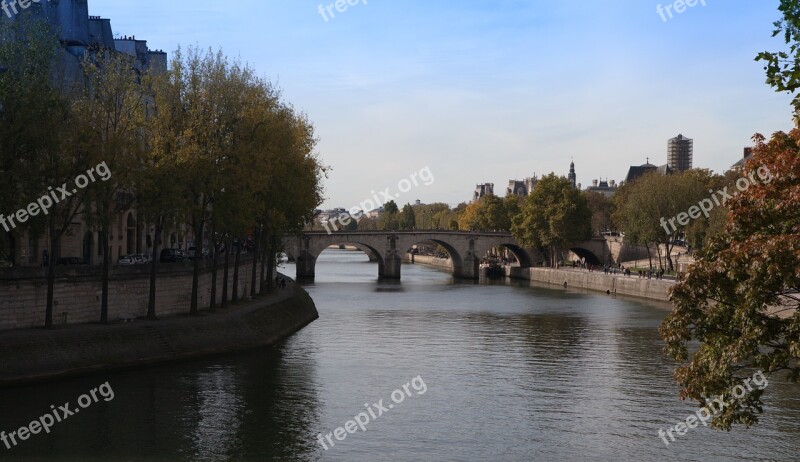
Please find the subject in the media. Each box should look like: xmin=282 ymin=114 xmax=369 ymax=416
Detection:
xmin=0 ymin=18 xmax=325 ymax=327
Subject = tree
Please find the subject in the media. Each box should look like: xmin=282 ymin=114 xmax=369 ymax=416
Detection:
xmin=379 ymin=200 xmax=399 ymax=230
xmin=0 ymin=17 xmax=88 ymax=328
xmin=78 ymin=49 xmax=147 ymax=323
xmin=399 ymin=203 xmax=416 ymax=230
xmin=136 ymin=66 xmax=188 ymax=319
xmin=503 ymin=194 xmax=523 ymax=227
xmin=585 ymin=191 xmax=615 ymax=236
xmin=756 ymin=0 xmax=800 ymax=115
xmin=661 ymin=131 xmax=799 ymax=429
xmin=511 ymin=174 xmax=591 ymax=267
xmin=613 ymin=171 xmax=707 ymax=270
xmin=458 ymin=194 xmax=510 ymax=231
xmin=412 ymin=202 xmax=452 ymax=230
xmin=357 ymin=216 xmax=378 ymax=230
xmin=661 ymin=1 xmax=800 ymax=428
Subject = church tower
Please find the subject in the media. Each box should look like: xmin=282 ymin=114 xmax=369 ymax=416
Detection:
xmin=568 ymin=161 xmax=577 ymax=188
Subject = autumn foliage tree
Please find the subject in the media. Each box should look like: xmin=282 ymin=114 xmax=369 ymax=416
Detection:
xmin=660 ymin=132 xmax=799 ymax=429
xmin=662 ymin=0 xmax=800 ymax=428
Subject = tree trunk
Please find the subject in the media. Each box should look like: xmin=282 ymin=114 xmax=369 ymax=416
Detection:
xmin=265 ymin=234 xmax=276 ymax=294
xmin=645 ymin=243 xmax=653 ymax=270
xmin=232 ymin=238 xmax=241 ymax=304
xmin=250 ymin=227 xmax=259 ymax=298
xmin=44 ymin=212 xmax=57 ymax=329
xmin=221 ymin=237 xmax=231 ymax=308
xmin=210 ymin=227 xmax=219 ymax=312
xmin=665 ymin=239 xmax=675 ymax=272
xmin=190 ymin=216 xmax=204 ymax=316
xmin=147 ymin=220 xmax=162 ymax=320
xmin=656 ymin=242 xmax=664 ymax=271
xmin=259 ymin=235 xmax=270 ymax=295
xmin=100 ymin=220 xmax=110 ymax=324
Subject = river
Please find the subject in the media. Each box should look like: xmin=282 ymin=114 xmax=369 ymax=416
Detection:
xmin=0 ymin=249 xmax=798 ymax=461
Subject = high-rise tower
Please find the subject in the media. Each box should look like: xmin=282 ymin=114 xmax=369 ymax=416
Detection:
xmin=668 ymin=134 xmax=693 ymax=172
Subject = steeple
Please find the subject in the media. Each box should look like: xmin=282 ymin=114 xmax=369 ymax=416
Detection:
xmin=568 ymin=159 xmax=577 ymax=188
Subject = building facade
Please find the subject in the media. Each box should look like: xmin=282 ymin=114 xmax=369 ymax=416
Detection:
xmin=585 ymin=179 xmax=618 ymax=197
xmin=473 ymin=183 xmax=495 ymax=202
xmin=0 ymin=0 xmax=177 ymax=267
xmin=506 ymin=176 xmax=538 ymax=197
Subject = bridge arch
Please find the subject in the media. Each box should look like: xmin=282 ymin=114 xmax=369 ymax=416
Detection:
xmin=568 ymin=247 xmax=602 ymax=266
xmin=497 ymin=243 xmax=535 ymax=267
xmin=405 ymin=238 xmax=465 ymax=272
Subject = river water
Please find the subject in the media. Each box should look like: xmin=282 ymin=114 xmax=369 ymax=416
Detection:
xmin=1 ymin=249 xmax=799 ymax=461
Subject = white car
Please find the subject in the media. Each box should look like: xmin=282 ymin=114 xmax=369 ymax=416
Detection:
xmin=118 ymin=255 xmax=136 ymax=266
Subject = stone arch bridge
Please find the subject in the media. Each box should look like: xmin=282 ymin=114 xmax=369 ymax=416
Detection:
xmin=281 ymin=231 xmax=609 ymax=280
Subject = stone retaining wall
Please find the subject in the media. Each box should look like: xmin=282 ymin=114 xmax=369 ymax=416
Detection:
xmin=0 ymin=281 xmax=319 ymax=386
xmin=403 ymin=254 xmax=453 ymax=271
xmin=0 ymin=259 xmax=257 ymax=331
xmin=506 ymin=267 xmax=673 ymax=302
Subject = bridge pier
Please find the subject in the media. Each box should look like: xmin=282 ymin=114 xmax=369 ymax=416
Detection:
xmin=381 ymin=251 xmax=402 ymax=279
xmin=453 ymin=251 xmax=481 ymax=279
xmin=296 ymin=250 xmax=317 ymax=280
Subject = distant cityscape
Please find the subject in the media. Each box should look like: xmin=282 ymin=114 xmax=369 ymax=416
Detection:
xmin=319 ymin=133 xmax=752 ymax=222
xmin=473 ymin=133 xmax=697 ymax=202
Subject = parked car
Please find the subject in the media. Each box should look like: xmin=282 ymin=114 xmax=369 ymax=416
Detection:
xmin=118 ymin=255 xmax=135 ymax=266
xmin=133 ymin=254 xmax=149 ymax=264
xmin=160 ymin=248 xmax=185 ymax=263
xmin=187 ymin=247 xmax=197 ymax=260
xmin=56 ymin=257 xmax=86 ymax=266
xmin=0 ymin=259 xmax=13 ymax=267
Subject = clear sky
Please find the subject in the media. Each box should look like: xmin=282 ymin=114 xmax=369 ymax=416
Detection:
xmin=92 ymin=0 xmax=793 ymax=209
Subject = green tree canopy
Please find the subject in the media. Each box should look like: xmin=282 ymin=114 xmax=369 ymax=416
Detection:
xmin=511 ymin=174 xmax=591 ymax=266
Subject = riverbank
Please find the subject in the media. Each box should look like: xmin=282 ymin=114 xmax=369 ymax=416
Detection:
xmin=505 ymin=267 xmax=673 ymax=302
xmin=0 ymin=276 xmax=318 ymax=386
xmin=404 ymin=254 xmax=453 ymax=271
xmin=405 ymin=253 xmax=673 ymax=302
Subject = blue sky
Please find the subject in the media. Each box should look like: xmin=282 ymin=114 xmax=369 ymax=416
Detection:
xmin=92 ymin=0 xmax=793 ymax=209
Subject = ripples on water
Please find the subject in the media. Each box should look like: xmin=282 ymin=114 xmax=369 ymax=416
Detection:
xmin=0 ymin=249 xmax=798 ymax=461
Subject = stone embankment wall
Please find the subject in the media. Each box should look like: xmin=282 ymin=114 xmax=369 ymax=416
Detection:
xmin=0 ymin=281 xmax=319 ymax=386
xmin=405 ymin=254 xmax=673 ymax=302
xmin=403 ymin=254 xmax=453 ymax=271
xmin=0 ymin=259 xmax=258 ymax=330
xmin=506 ymin=267 xmax=673 ymax=302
